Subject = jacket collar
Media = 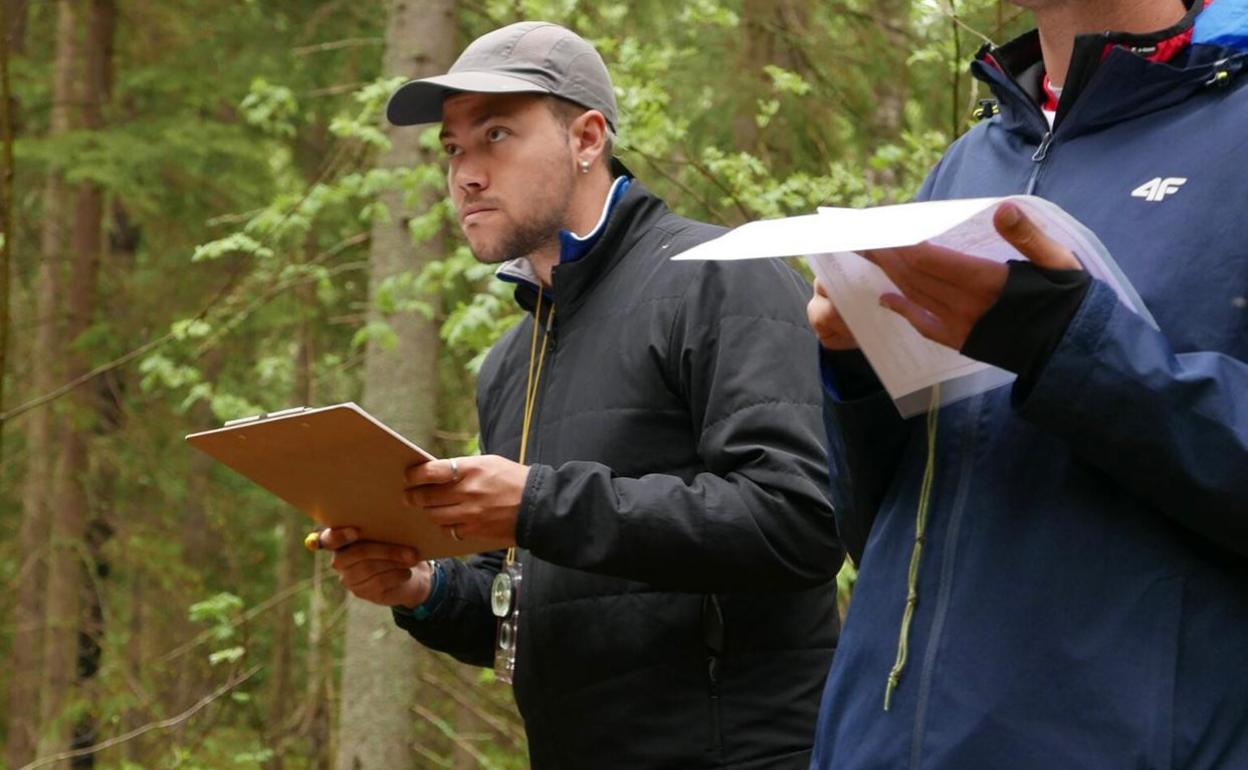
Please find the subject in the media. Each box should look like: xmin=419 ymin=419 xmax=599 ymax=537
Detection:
xmin=972 ymin=0 xmax=1245 ymax=138
xmin=494 ymin=173 xmax=632 ymax=290
xmin=508 ymin=170 xmax=671 ymax=320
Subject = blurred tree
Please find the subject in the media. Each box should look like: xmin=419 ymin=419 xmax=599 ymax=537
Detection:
xmin=335 ymin=1 xmax=456 ymax=768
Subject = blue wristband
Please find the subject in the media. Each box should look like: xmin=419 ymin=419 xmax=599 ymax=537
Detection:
xmin=394 ymin=560 xmax=447 ymax=621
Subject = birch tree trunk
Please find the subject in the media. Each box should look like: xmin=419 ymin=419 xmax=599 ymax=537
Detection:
xmin=334 ymin=1 xmax=455 ymax=768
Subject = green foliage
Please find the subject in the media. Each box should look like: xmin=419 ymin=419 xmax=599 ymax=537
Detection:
xmin=240 ymin=78 xmax=301 ymax=138
xmin=189 ymin=592 xmax=245 ymax=639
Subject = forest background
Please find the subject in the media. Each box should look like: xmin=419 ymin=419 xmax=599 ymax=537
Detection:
xmin=0 ymin=0 xmax=1032 ymax=768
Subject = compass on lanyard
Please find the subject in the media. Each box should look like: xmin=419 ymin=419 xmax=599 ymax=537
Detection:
xmin=491 ymin=570 xmax=516 ymax=617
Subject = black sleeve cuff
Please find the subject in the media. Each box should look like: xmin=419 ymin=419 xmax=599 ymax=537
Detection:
xmin=961 ymin=260 xmax=1092 ymax=392
xmin=819 ymin=346 xmax=884 ymax=402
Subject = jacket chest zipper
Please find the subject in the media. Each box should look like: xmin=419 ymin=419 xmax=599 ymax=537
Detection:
xmin=702 ymin=594 xmax=725 ymax=759
xmin=907 ymin=394 xmax=986 ymax=769
xmin=1026 ymin=130 xmax=1054 ymax=195
xmin=707 ymin=656 xmax=723 ymax=756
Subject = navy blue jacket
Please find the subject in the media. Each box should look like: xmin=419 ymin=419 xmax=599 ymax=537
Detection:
xmin=812 ymin=3 xmax=1248 ymax=769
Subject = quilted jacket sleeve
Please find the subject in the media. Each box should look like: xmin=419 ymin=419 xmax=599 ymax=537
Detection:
xmin=515 ymin=257 xmax=843 ymax=592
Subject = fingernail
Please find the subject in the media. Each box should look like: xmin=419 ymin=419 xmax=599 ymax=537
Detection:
xmin=999 ymin=203 xmax=1020 ymax=227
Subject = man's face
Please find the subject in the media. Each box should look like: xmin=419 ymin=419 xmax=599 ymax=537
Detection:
xmin=440 ymin=92 xmax=577 ymax=264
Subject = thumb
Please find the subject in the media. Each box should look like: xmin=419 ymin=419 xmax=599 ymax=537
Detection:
xmin=994 ymin=202 xmax=1081 ymax=271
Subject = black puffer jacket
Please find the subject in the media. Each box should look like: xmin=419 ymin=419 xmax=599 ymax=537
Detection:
xmin=395 ymin=181 xmax=842 ymax=770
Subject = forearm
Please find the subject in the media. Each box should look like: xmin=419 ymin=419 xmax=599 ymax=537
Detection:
xmin=819 ymin=347 xmax=912 ymax=564
xmin=1017 ymin=281 xmax=1248 ymax=554
xmin=516 ymin=452 xmax=840 ymax=592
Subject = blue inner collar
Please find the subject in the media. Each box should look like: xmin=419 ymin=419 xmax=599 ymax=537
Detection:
xmin=494 ymin=175 xmax=633 ymax=292
xmin=557 ymin=176 xmax=632 ymax=264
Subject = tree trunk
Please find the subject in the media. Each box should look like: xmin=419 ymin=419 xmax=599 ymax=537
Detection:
xmin=0 ymin=0 xmax=17 ymax=457
xmin=39 ymin=0 xmax=113 ymax=764
xmin=299 ymin=556 xmax=335 ymax=770
xmin=334 ymin=1 xmax=454 ymax=768
xmin=6 ymin=1 xmax=78 ymax=766
xmin=3 ymin=0 xmax=25 ymax=55
xmin=734 ymin=0 xmax=809 ymax=159
xmin=866 ymin=0 xmax=912 ymax=189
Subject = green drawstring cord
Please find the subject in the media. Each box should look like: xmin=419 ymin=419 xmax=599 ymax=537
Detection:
xmin=884 ymin=384 xmax=941 ymax=712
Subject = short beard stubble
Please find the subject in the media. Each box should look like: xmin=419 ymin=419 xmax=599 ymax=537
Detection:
xmin=468 ymin=156 xmax=577 ymax=265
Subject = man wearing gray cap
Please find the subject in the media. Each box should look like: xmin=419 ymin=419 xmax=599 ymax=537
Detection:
xmin=321 ymin=22 xmax=842 ymax=769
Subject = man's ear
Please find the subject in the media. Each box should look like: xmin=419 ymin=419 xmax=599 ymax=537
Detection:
xmin=570 ymin=109 xmax=608 ymax=168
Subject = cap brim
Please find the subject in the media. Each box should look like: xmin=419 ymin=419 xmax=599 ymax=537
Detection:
xmin=385 ymin=72 xmax=553 ymax=126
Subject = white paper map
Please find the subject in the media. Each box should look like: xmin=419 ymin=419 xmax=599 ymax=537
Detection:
xmin=673 ymin=195 xmax=1154 ymax=416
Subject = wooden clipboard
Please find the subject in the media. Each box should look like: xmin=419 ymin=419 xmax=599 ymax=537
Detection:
xmin=186 ymin=402 xmax=507 ymax=559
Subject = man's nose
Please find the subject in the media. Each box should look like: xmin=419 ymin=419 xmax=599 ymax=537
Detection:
xmin=452 ymin=156 xmax=487 ymax=194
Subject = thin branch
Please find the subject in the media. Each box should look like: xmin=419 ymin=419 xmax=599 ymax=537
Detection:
xmin=931 ymin=0 xmax=995 ymax=47
xmin=426 ymin=653 xmax=523 ymax=726
xmin=156 ymin=570 xmax=333 ymax=665
xmin=433 ymin=429 xmax=475 ymax=442
xmin=417 ymin=670 xmax=525 ymax=748
xmin=292 ymin=37 xmax=383 ymax=56
xmin=413 ymin=703 xmax=503 ymax=770
xmin=0 ymin=330 xmax=174 ymax=423
xmin=306 ymin=82 xmax=369 ymax=98
xmin=16 ymin=666 xmax=262 ymax=770
xmin=624 ymin=147 xmax=730 ymax=226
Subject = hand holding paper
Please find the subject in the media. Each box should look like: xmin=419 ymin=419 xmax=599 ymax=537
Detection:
xmin=675 ymin=195 xmax=1153 ymax=416
xmin=865 ymin=201 xmax=1080 ymax=351
xmin=807 ymin=280 xmax=858 ymax=351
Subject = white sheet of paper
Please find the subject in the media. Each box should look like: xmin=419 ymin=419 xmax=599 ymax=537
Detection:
xmin=673 ymin=195 xmax=1153 ymax=415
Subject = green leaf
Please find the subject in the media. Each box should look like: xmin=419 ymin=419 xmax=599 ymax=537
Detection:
xmin=208 ymin=646 xmax=246 ymax=666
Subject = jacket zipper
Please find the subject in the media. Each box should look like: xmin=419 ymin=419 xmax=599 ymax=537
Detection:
xmin=707 ymin=655 xmax=723 ymax=756
xmin=980 ymin=51 xmax=1056 ymax=197
xmin=908 ymin=394 xmax=987 ymax=769
xmin=702 ymin=594 xmax=725 ymax=760
xmin=1026 ymin=130 xmax=1054 ymax=194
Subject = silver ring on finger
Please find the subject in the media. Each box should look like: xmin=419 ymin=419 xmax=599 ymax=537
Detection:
xmin=451 ymin=524 xmax=463 ymax=542
xmin=450 ymin=457 xmax=460 ymax=484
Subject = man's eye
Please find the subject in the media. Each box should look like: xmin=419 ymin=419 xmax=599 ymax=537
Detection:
xmin=444 ymin=145 xmax=461 ymax=157
xmin=486 ymin=127 xmax=509 ymax=142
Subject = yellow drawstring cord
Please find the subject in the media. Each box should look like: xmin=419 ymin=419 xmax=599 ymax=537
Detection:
xmin=505 ymin=290 xmax=553 ymax=565
xmin=884 ymin=384 xmax=941 ymax=711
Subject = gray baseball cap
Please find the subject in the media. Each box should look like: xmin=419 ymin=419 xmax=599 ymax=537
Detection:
xmin=386 ymin=22 xmax=618 ymax=130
